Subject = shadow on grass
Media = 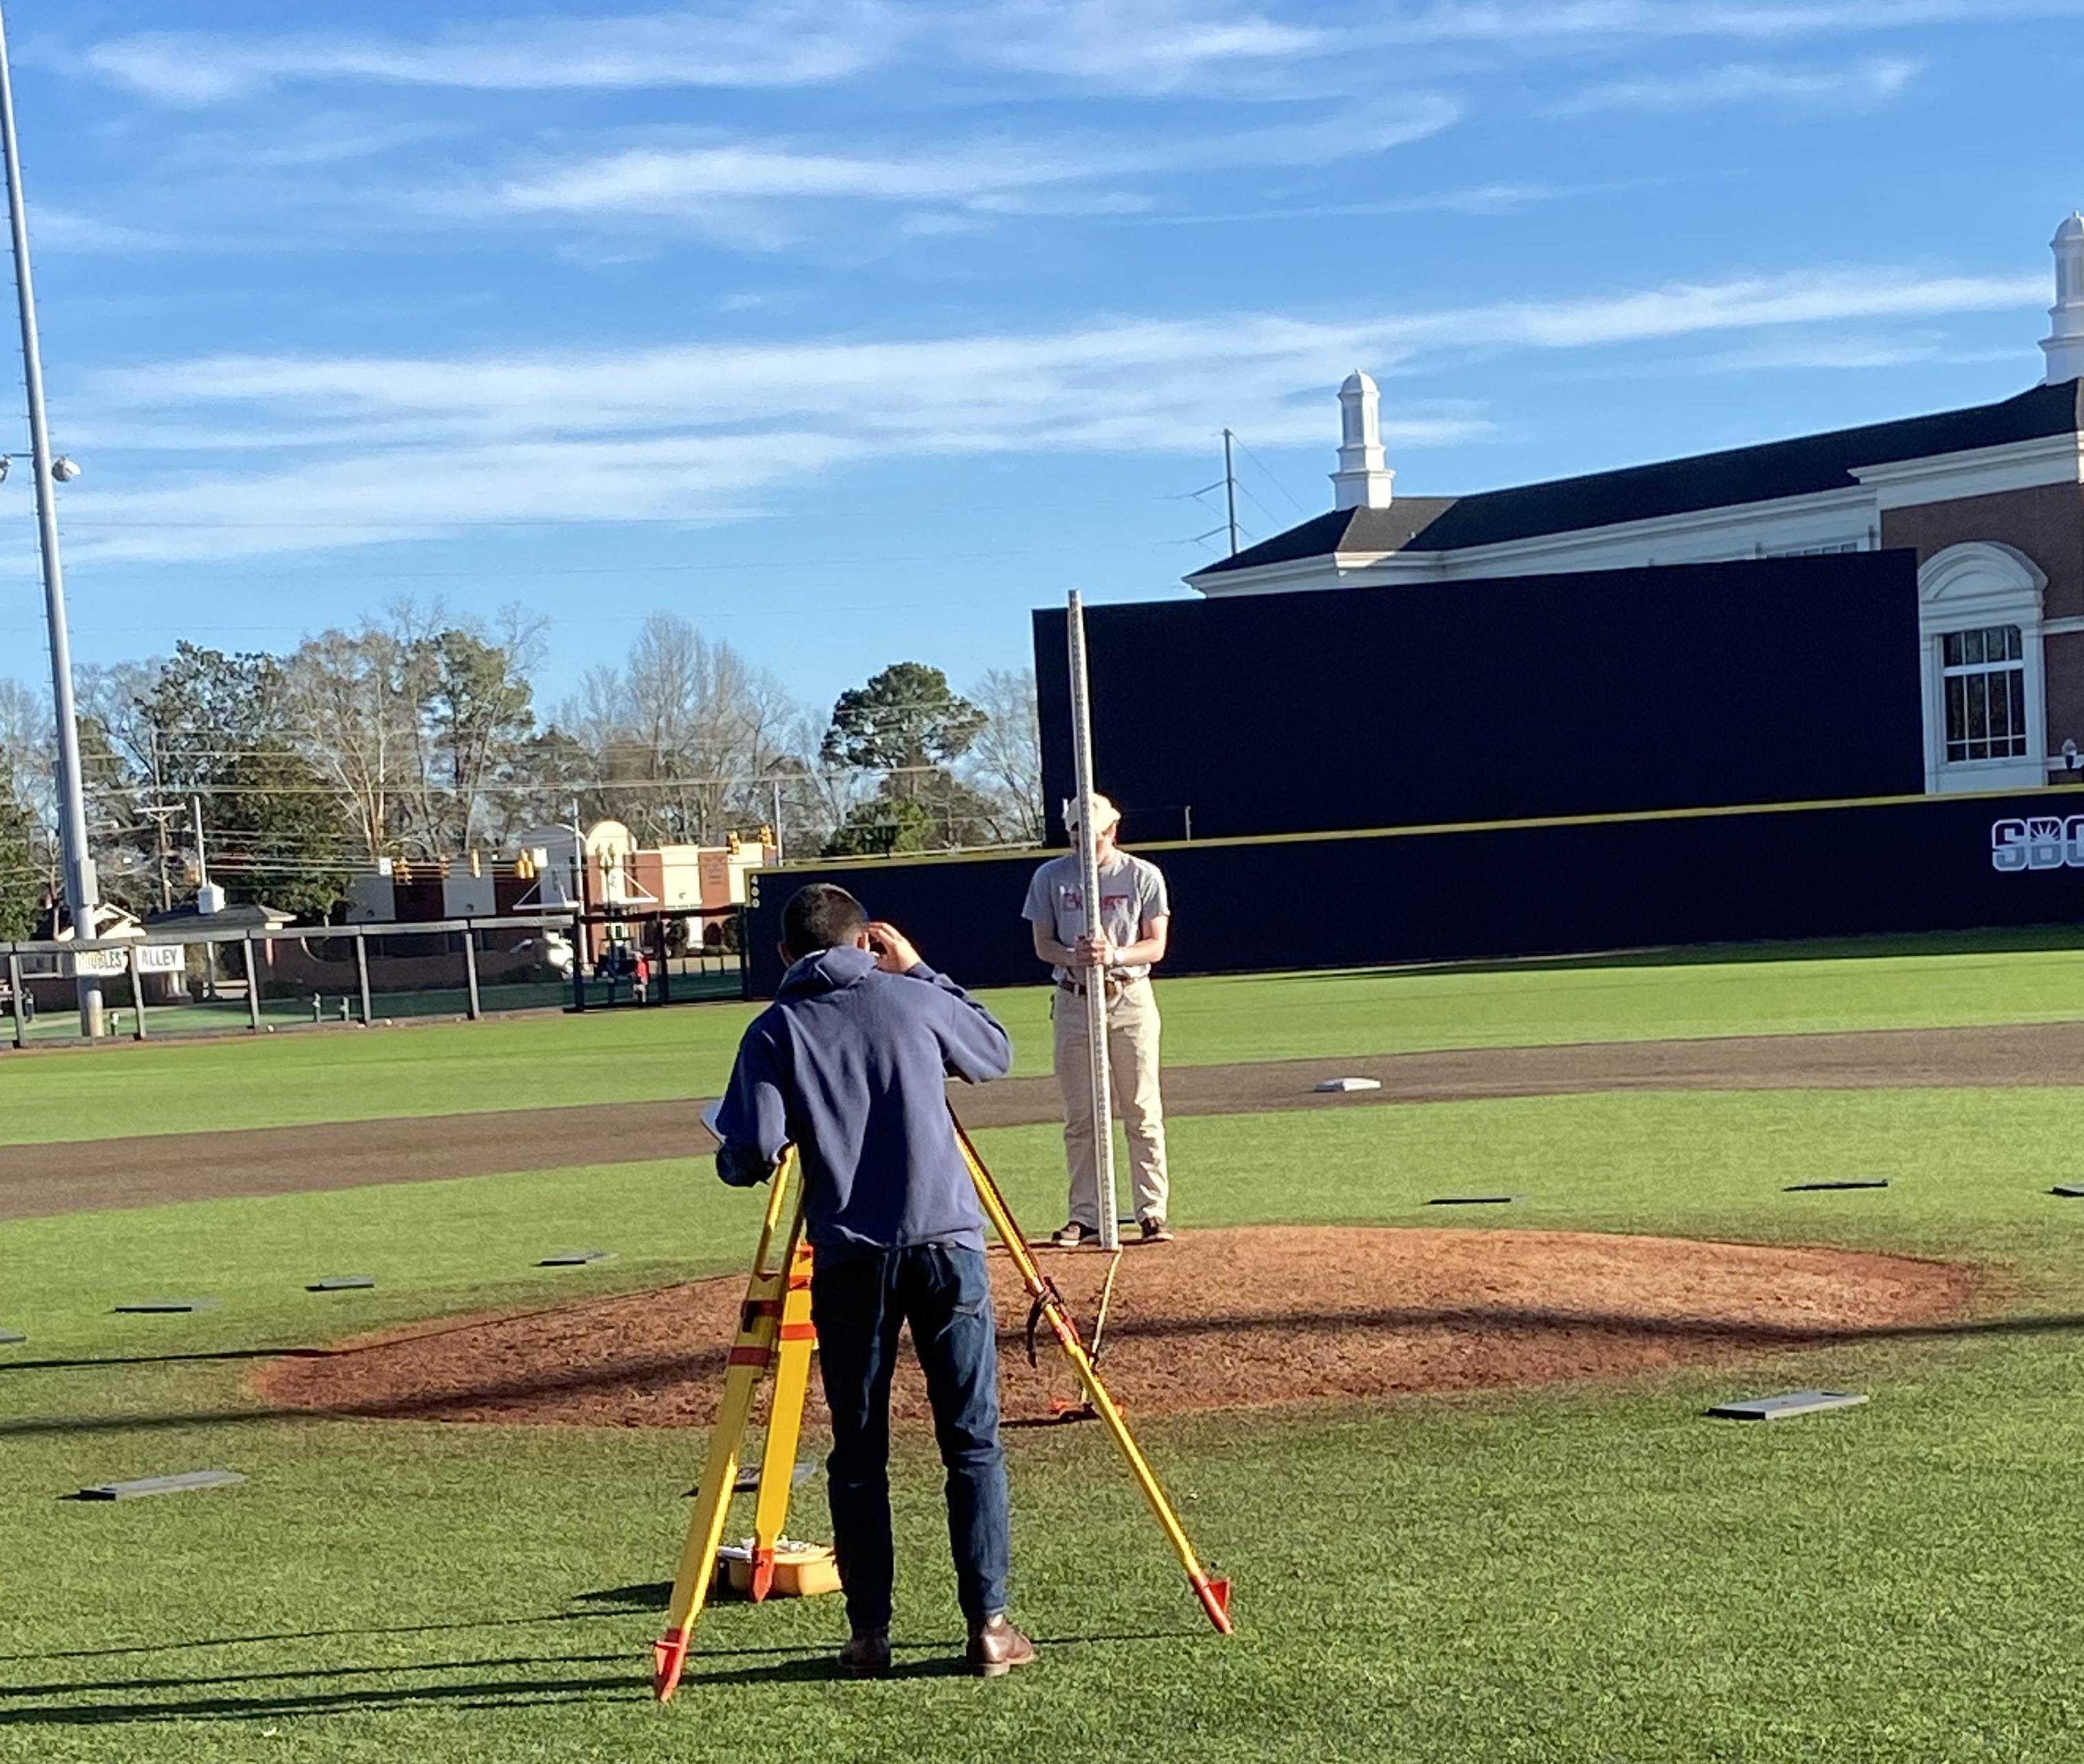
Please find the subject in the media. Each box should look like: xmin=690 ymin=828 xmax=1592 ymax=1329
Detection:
xmin=0 ymin=1348 xmax=331 ymax=1375
xmin=0 ymin=1624 xmax=1171 ymax=1721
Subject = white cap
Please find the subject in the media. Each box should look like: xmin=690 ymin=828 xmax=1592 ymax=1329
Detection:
xmin=1063 ymin=792 xmax=1121 ymax=834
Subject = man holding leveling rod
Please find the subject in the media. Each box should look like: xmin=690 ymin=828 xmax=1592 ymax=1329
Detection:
xmin=1024 ymin=792 xmax=1174 ymax=1247
xmin=713 ymin=883 xmax=1036 ymax=1679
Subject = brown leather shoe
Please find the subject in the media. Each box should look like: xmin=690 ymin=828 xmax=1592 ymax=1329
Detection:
xmin=967 ymin=1614 xmax=1036 ymax=1678
xmin=838 ymin=1630 xmax=891 ymax=1679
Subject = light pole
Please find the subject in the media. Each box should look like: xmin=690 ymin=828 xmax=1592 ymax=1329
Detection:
xmin=0 ymin=3 xmax=101 ymax=1036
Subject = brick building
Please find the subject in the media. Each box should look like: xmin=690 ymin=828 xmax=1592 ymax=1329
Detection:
xmin=1188 ymin=215 xmax=2084 ymax=799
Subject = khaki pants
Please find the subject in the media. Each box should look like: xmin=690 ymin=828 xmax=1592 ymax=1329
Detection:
xmin=1052 ymin=978 xmax=1168 ymax=1230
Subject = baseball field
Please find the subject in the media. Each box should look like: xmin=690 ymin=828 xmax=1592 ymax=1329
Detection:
xmin=7 ymin=928 xmax=2084 ymax=1761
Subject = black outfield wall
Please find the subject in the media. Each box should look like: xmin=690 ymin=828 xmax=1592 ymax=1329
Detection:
xmin=744 ymin=791 xmax=2084 ymax=996
xmin=1034 ymin=553 xmax=1924 ymax=847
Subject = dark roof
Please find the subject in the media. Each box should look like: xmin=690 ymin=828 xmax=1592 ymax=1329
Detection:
xmin=143 ymin=901 xmax=292 ymax=932
xmin=1194 ymin=378 xmax=2084 ymax=578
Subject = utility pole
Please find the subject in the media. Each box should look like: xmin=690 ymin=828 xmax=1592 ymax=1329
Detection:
xmin=148 ymin=729 xmax=172 ymax=912
xmin=0 ymin=5 xmax=101 ymax=1036
xmin=1222 ymin=429 xmax=1240 ymax=557
xmin=190 ymin=796 xmax=209 ymax=890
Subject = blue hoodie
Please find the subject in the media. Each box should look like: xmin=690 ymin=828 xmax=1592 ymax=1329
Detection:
xmin=713 ymin=945 xmax=1012 ymax=1257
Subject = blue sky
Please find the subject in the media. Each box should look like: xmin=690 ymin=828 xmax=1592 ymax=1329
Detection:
xmin=4 ymin=0 xmax=2083 ymax=719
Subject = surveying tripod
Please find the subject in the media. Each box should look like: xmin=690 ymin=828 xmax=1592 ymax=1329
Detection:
xmin=651 ymin=1109 xmax=1232 ymax=1701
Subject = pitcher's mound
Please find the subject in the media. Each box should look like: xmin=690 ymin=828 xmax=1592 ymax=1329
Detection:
xmin=254 ymin=1228 xmax=1976 ymax=1429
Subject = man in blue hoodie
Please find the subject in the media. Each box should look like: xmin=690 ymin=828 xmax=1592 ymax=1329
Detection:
xmin=714 ymin=882 xmax=1033 ymax=1680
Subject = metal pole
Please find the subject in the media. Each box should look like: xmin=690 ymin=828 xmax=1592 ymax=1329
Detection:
xmin=462 ymin=929 xmax=481 ymax=1021
xmin=1065 ymin=591 xmax=1119 ymax=1251
xmin=243 ymin=936 xmax=261 ymax=1032
xmin=354 ymin=931 xmax=374 ymax=1026
xmin=1223 ymin=429 xmax=1239 ymax=557
xmin=191 ymin=796 xmax=209 ymax=888
xmin=569 ymin=799 xmax=588 ymax=1012
xmin=6 ymin=950 xmax=21 ymax=1048
xmin=771 ymin=779 xmax=784 ymax=865
xmin=150 ymin=731 xmax=171 ymax=913
xmin=126 ymin=943 xmax=147 ymax=1041
xmin=0 ymin=8 xmax=101 ymax=1039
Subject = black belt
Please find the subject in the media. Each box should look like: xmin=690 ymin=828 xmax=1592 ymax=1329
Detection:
xmin=1058 ymin=975 xmax=1137 ymax=998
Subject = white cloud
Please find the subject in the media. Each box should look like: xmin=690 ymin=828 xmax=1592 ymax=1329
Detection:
xmin=1365 ymin=0 xmax=2084 ymax=45
xmin=31 ymin=207 xmax=183 ymax=254
xmin=1131 ymin=178 xmax=1663 ymax=227
xmin=1560 ymin=54 xmax=1922 ymax=112
xmin=484 ymin=99 xmax=1460 ymax=224
xmin=48 ymin=261 xmax=2043 ymax=568
xmin=84 ymin=4 xmax=903 ymax=103
xmin=955 ymin=0 xmax=1337 ymax=96
xmin=75 ymin=0 xmax=2084 ymax=107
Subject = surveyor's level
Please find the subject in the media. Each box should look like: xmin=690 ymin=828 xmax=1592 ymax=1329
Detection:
xmin=651 ymin=1116 xmax=1232 ymax=1701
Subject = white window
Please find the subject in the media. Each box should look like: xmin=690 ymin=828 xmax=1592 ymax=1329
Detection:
xmin=1941 ymin=625 xmax=2028 ymax=763
xmin=1917 ymin=543 xmax=2049 ymax=794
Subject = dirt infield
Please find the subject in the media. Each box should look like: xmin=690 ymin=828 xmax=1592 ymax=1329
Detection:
xmin=10 ymin=1020 xmax=2084 ymax=1220
xmin=252 ymin=1227 xmax=1979 ymax=1428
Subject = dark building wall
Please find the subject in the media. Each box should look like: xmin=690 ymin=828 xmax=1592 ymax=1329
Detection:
xmin=1035 ymin=553 xmax=1923 ymax=848
xmin=744 ymin=789 xmax=2080 ymax=996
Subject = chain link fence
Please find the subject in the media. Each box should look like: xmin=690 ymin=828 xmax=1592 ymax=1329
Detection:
xmin=1 ymin=907 xmax=748 ymax=1047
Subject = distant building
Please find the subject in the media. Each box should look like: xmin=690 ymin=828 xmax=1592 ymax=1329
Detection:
xmin=341 ymin=819 xmax=776 ymax=960
xmin=1187 ymin=214 xmax=2084 ymax=799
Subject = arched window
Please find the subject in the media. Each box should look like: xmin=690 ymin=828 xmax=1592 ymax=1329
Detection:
xmin=1917 ymin=542 xmax=2049 ymax=793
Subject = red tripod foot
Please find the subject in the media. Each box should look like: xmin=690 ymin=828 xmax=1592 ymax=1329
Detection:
xmin=652 ymin=1630 xmax=689 ymax=1702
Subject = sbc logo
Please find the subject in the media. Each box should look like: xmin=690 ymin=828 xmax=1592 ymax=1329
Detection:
xmin=1991 ymin=818 xmax=2084 ymax=872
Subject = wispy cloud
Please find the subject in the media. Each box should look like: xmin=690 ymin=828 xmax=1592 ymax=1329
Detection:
xmin=83 ymin=3 xmax=902 ymax=103
xmin=954 ymin=0 xmax=1338 ymax=96
xmin=1366 ymin=0 xmax=2084 ymax=46
xmin=44 ymin=262 xmax=2042 ymax=568
xmin=31 ymin=208 xmax=183 ymax=254
xmin=81 ymin=0 xmax=2084 ymax=107
xmin=484 ymin=101 xmax=1460 ymax=227
xmin=1560 ymin=54 xmax=1922 ymax=113
xmin=1130 ymin=177 xmax=1669 ymax=227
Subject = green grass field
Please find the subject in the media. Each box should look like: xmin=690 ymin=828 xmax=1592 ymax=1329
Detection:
xmin=6 ymin=942 xmax=2084 ymax=1759
xmin=9 ymin=925 xmax=2084 ymax=1145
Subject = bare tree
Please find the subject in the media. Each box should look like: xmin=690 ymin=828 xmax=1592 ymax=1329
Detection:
xmin=572 ymin=613 xmax=807 ymax=848
xmin=964 ymin=667 xmax=1045 ymax=844
xmin=0 ymin=676 xmax=57 ymax=901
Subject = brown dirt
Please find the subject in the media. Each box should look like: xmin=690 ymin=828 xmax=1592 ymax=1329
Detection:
xmin=10 ymin=1019 xmax=2084 ymax=1220
xmin=251 ymin=1227 xmax=1979 ymax=1429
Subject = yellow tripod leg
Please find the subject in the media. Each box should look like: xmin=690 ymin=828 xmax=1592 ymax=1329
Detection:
xmin=747 ymin=1232 xmax=817 ymax=1600
xmin=953 ymin=1114 xmax=1234 ymax=1636
xmin=653 ymin=1158 xmax=801 ymax=1701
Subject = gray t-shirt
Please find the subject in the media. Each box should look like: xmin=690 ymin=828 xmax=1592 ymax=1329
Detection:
xmin=1022 ymin=851 xmax=1171 ymax=983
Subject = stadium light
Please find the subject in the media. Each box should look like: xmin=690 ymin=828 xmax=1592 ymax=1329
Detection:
xmin=0 ymin=5 xmax=103 ymax=1037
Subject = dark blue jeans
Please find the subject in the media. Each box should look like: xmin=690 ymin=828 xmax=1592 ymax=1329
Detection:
xmin=810 ymin=1244 xmax=1010 ymax=1632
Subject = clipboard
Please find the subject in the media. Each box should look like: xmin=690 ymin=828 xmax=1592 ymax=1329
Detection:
xmin=698 ymin=1099 xmax=726 ymax=1146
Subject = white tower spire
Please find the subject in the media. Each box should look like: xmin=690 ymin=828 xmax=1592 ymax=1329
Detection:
xmin=2043 ymin=212 xmax=2084 ymax=386
xmin=1330 ymin=370 xmax=1394 ymax=511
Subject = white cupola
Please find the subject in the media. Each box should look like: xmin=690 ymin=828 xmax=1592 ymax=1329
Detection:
xmin=2043 ymin=212 xmax=2084 ymax=386
xmin=1330 ymin=370 xmax=1394 ymax=511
